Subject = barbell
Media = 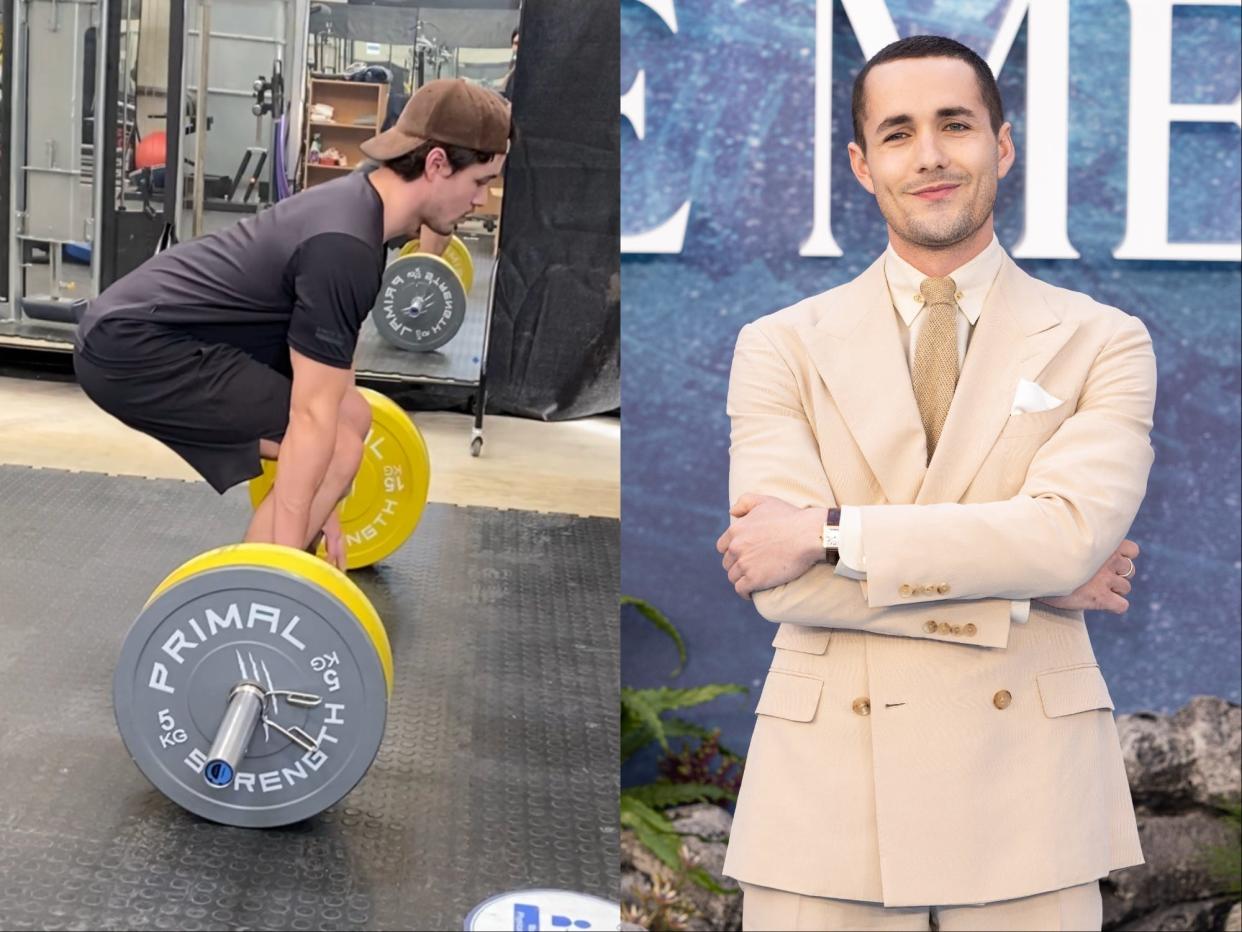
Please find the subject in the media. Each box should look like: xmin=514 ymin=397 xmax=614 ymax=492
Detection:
xmin=115 ymin=377 xmax=433 ymax=827
xmin=113 ymin=390 xmax=427 ymax=824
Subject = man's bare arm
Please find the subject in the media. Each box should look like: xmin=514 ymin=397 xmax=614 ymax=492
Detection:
xmin=271 ymin=349 xmax=351 ymax=549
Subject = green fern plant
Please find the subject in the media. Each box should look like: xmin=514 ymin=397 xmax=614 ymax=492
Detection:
xmin=620 ymin=597 xmax=747 ymax=894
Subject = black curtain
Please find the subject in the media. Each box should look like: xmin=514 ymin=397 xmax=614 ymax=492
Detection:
xmin=486 ymin=0 xmax=619 ymax=418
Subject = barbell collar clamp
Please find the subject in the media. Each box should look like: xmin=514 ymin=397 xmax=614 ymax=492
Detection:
xmin=265 ymin=689 xmax=323 ymax=709
xmin=262 ymin=717 xmax=319 ymax=754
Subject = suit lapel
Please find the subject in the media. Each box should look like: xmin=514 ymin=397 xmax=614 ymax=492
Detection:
xmin=916 ymin=254 xmax=1078 ymax=504
xmin=805 ymin=255 xmax=928 ymax=504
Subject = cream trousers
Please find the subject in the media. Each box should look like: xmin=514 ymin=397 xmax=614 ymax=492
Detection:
xmin=740 ymin=879 xmax=1102 ymax=931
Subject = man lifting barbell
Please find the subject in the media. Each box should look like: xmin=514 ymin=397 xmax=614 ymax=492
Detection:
xmin=74 ymin=79 xmax=510 ymax=568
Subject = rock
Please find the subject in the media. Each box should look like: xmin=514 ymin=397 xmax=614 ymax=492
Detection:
xmin=1108 ymin=698 xmax=1241 ymax=929
xmin=1118 ymin=697 xmax=1241 ymax=811
xmin=620 ymin=803 xmax=742 ymax=932
xmin=1102 ymin=810 xmax=1240 ymax=928
xmin=1174 ymin=698 xmax=1242 ymax=809
xmin=1225 ymin=902 xmax=1241 ymax=932
xmin=1112 ymin=896 xmax=1240 ymax=931
xmin=1118 ymin=711 xmax=1200 ymax=809
xmin=667 ymin=801 xmax=733 ymax=844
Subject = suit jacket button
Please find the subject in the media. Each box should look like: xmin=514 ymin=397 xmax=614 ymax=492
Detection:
xmin=938 ymin=583 xmax=951 ymax=595
xmin=951 ymin=624 xmax=962 ymax=635
xmin=900 ymin=584 xmax=913 ymax=598
xmin=937 ymin=622 xmax=951 ymax=634
xmin=923 ymin=620 xmax=938 ymax=633
xmin=993 ymin=689 xmax=1012 ymax=710
xmin=963 ymin=623 xmax=977 ymax=637
xmin=852 ymin=697 xmax=871 ymax=716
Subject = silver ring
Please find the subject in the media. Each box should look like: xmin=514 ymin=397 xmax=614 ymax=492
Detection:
xmin=1121 ymin=558 xmax=1135 ymax=579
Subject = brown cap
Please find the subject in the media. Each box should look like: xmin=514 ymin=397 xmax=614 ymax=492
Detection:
xmin=360 ymin=78 xmax=511 ymax=161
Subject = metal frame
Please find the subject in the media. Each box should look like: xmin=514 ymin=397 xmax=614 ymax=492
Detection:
xmin=471 ymin=256 xmax=498 ymax=455
xmin=167 ymin=0 xmax=185 ymax=242
xmin=4 ymin=0 xmax=110 ymax=322
xmin=1 ymin=0 xmax=14 ymax=301
xmin=182 ymin=0 xmax=295 ymax=220
xmin=96 ymin=0 xmax=121 ymax=288
xmin=5 ymin=0 xmax=28 ymax=316
xmin=90 ymin=0 xmax=108 ymax=296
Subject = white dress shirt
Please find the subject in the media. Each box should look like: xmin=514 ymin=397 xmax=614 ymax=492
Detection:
xmin=834 ymin=235 xmax=1031 ymax=624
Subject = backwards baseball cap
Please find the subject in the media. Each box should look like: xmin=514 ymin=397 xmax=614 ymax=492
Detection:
xmin=360 ymin=78 xmax=511 ymax=161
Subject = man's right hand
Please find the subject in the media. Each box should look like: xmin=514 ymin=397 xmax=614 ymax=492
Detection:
xmin=321 ymin=508 xmax=347 ymax=571
xmin=1036 ymin=539 xmax=1140 ymax=614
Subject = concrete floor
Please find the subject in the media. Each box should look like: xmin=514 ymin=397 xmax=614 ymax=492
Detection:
xmin=0 ymin=374 xmax=619 ymax=518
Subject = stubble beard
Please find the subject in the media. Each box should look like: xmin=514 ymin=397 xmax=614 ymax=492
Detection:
xmin=428 ymin=215 xmax=456 ymax=237
xmin=881 ymin=178 xmax=994 ymax=249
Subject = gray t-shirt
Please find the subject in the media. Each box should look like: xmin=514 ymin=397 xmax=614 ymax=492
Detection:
xmin=78 ymin=170 xmax=386 ymax=370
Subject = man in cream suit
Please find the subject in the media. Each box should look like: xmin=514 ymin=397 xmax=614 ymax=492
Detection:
xmin=715 ymin=36 xmax=1155 ymax=931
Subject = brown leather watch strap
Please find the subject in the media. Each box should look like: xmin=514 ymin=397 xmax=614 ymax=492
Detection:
xmin=825 ymin=507 xmax=841 ymax=565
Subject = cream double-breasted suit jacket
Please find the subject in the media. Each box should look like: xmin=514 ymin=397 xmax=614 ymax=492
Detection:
xmin=720 ymin=250 xmax=1156 ymax=908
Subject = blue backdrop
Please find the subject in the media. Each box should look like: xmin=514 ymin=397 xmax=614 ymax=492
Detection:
xmin=620 ymin=0 xmax=1241 ymax=781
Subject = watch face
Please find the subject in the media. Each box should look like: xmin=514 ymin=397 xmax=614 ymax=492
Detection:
xmin=823 ymin=527 xmax=841 ymax=550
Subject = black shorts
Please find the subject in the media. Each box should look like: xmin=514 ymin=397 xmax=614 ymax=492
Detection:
xmin=74 ymin=316 xmax=292 ymax=493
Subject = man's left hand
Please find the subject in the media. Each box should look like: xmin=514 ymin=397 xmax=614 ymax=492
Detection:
xmin=716 ymin=493 xmax=827 ymax=599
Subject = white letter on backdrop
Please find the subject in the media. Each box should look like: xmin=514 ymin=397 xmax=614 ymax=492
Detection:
xmin=1114 ymin=0 xmax=1241 ymax=262
xmin=620 ymin=0 xmax=691 ymax=254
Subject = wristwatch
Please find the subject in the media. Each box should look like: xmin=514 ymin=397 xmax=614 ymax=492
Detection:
xmin=822 ymin=508 xmax=842 ymax=565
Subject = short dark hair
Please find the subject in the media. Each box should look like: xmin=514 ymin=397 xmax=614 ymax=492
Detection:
xmin=851 ymin=35 xmax=1004 ymax=153
xmin=383 ymin=138 xmax=497 ymax=182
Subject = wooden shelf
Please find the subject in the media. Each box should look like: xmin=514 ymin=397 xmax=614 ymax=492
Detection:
xmin=307 ymin=77 xmax=382 ymax=89
xmin=309 ymin=119 xmax=380 ymax=130
xmin=302 ymin=77 xmax=388 ymax=189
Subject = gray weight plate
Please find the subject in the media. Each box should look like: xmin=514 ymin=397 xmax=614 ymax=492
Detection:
xmin=113 ymin=566 xmax=387 ymax=828
xmin=372 ymin=253 xmax=469 ymax=352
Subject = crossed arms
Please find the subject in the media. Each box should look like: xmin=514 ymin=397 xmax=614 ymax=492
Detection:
xmin=717 ymin=313 xmax=1156 ymax=643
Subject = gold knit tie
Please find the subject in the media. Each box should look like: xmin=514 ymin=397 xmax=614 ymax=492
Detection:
xmin=911 ymin=276 xmax=960 ymax=462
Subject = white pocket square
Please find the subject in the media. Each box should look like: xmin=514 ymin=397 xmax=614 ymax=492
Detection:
xmin=1011 ymin=378 xmax=1063 ymax=415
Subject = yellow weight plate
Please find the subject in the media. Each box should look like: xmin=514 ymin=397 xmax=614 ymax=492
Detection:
xmin=146 ymin=542 xmax=393 ymax=697
xmin=397 ymin=234 xmax=475 ymax=293
xmin=248 ymin=388 xmax=430 ymax=570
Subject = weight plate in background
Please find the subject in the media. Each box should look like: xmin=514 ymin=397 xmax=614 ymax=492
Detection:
xmin=372 ymin=254 xmax=469 ymax=352
xmin=398 ymin=234 xmax=475 ymax=293
xmin=248 ymin=389 xmax=430 ymax=571
xmin=115 ymin=557 xmax=388 ymax=827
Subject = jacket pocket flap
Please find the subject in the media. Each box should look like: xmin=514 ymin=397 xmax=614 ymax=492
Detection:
xmin=771 ymin=624 xmax=832 ymax=655
xmin=1037 ymin=664 xmax=1115 ymax=718
xmin=755 ymin=670 xmax=823 ymax=723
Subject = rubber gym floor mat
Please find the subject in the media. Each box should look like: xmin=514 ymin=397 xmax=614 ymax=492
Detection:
xmin=0 ymin=465 xmax=619 ymax=931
